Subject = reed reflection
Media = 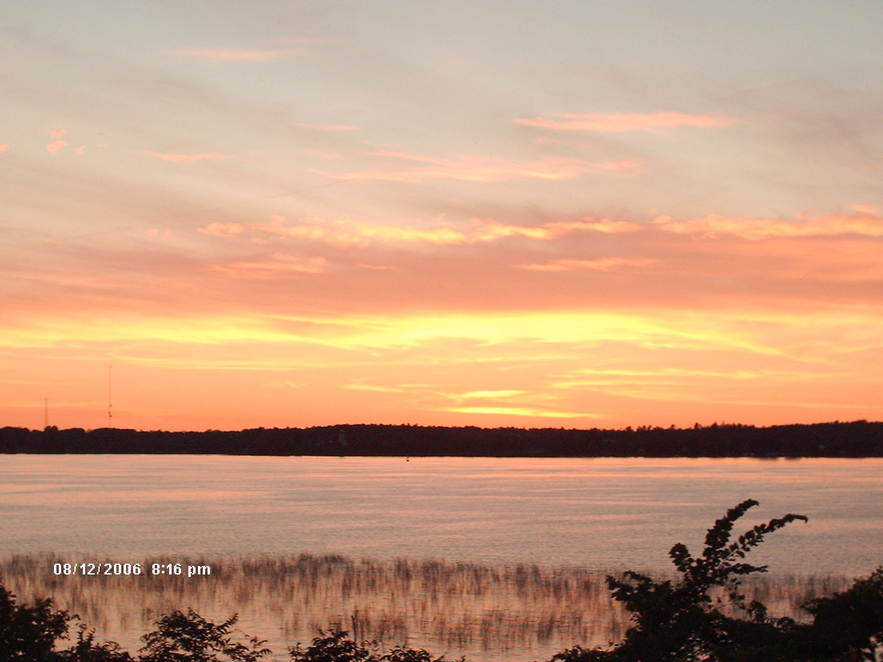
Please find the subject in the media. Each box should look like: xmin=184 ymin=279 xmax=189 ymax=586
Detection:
xmin=0 ymin=553 xmax=851 ymax=662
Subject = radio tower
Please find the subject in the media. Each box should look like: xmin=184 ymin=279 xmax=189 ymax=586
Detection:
xmin=44 ymin=396 xmax=48 ymax=429
xmin=107 ymin=364 xmax=113 ymax=427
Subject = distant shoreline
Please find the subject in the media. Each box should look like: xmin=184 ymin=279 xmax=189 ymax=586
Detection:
xmin=2 ymin=420 xmax=881 ymax=457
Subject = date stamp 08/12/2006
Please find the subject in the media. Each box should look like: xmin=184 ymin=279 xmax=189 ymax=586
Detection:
xmin=52 ymin=562 xmax=212 ymax=578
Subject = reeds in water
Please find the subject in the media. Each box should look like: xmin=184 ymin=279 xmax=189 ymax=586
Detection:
xmin=0 ymin=553 xmax=853 ymax=662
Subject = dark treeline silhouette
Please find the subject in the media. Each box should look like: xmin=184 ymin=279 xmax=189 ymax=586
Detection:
xmin=1 ymin=420 xmax=881 ymax=457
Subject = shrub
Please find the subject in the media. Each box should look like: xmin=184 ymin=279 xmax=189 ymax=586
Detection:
xmin=289 ymin=628 xmax=380 ymax=662
xmin=0 ymin=581 xmax=70 ymax=661
xmin=542 ymin=499 xmax=882 ymax=662
xmin=139 ymin=610 xmax=271 ymax=662
xmin=288 ymin=629 xmax=466 ymax=662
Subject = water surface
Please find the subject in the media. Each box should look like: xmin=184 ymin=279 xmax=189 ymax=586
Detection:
xmin=1 ymin=455 xmax=880 ymax=661
xmin=1 ymin=455 xmax=879 ymax=573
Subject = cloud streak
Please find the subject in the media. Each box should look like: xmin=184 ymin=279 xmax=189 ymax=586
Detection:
xmin=291 ymin=122 xmax=359 ymax=132
xmin=144 ymin=151 xmax=233 ymax=163
xmin=442 ymin=406 xmax=602 ymax=419
xmin=198 ymin=222 xmax=246 ymax=238
xmin=210 ymin=253 xmax=329 ymax=279
xmin=46 ymin=140 xmax=69 ymax=153
xmin=166 ymin=48 xmax=303 ymax=61
xmin=516 ymin=257 xmax=657 ymax=272
xmin=654 ymin=209 xmax=883 ymax=239
xmin=515 ymin=111 xmax=735 ymax=133
xmin=315 ymin=151 xmax=640 ymax=183
xmin=249 ymin=214 xmax=644 ymax=247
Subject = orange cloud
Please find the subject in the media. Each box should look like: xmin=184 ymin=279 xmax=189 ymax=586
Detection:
xmin=291 ymin=122 xmax=359 ymax=132
xmin=144 ymin=152 xmax=233 ymax=163
xmin=166 ymin=48 xmax=302 ymax=61
xmin=255 ymin=215 xmax=468 ymax=246
xmin=74 ymin=145 xmax=87 ymax=156
xmin=315 ymin=151 xmax=639 ymax=183
xmin=0 ymin=145 xmax=8 ymax=153
xmin=543 ymin=219 xmax=642 ymax=234
xmin=49 ymin=128 xmax=68 ymax=138
xmin=654 ymin=210 xmax=883 ymax=239
xmin=516 ymin=257 xmax=657 ymax=272
xmin=345 ymin=384 xmax=405 ymax=393
xmin=198 ymin=222 xmax=246 ymax=238
xmin=357 ymin=264 xmax=400 ymax=271
xmin=515 ymin=111 xmax=735 ymax=133
xmin=251 ymin=214 xmax=644 ymax=247
xmin=46 ymin=140 xmax=69 ymax=153
xmin=211 ymin=253 xmax=329 ymax=279
xmin=447 ymin=390 xmax=526 ymax=401
xmin=443 ymin=406 xmax=602 ymax=419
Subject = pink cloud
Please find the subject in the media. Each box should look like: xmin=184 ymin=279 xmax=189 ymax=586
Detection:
xmin=49 ymin=128 xmax=68 ymax=138
xmin=515 ymin=111 xmax=735 ymax=133
xmin=653 ymin=210 xmax=883 ymax=240
xmin=166 ymin=48 xmax=302 ymax=61
xmin=46 ymin=140 xmax=69 ymax=153
xmin=211 ymin=253 xmax=329 ymax=279
xmin=516 ymin=257 xmax=657 ymax=272
xmin=145 ymin=227 xmax=173 ymax=240
xmin=198 ymin=222 xmax=246 ymax=238
xmin=357 ymin=264 xmax=401 ymax=271
xmin=75 ymin=145 xmax=87 ymax=156
xmin=851 ymin=204 xmax=878 ymax=215
xmin=291 ymin=122 xmax=359 ymax=132
xmin=0 ymin=145 xmax=8 ymax=153
xmin=144 ymin=152 xmax=233 ymax=163
xmin=315 ymin=151 xmax=639 ymax=183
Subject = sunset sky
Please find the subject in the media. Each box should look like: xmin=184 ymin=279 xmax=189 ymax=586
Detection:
xmin=2 ymin=1 xmax=881 ymax=431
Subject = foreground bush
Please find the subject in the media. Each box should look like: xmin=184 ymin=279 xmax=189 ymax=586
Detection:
xmin=1 ymin=500 xmax=881 ymax=661
xmin=550 ymin=499 xmax=882 ymax=662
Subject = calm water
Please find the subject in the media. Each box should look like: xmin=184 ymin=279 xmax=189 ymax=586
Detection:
xmin=1 ymin=455 xmax=881 ymax=660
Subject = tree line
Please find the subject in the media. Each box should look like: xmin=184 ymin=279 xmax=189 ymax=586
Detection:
xmin=1 ymin=420 xmax=881 ymax=457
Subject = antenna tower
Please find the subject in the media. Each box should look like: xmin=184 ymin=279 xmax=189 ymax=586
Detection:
xmin=44 ymin=397 xmax=48 ymax=429
xmin=108 ymin=364 xmax=113 ymax=427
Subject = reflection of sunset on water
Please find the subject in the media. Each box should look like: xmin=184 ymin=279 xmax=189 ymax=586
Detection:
xmin=2 ymin=456 xmax=880 ymax=573
xmin=0 ymin=553 xmax=853 ymax=662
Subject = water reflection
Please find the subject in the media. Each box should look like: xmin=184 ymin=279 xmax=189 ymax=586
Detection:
xmin=0 ymin=553 xmax=852 ymax=662
xmin=2 ymin=456 xmax=881 ymax=574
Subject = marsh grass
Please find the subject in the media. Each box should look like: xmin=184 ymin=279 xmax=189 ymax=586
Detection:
xmin=0 ymin=553 xmax=853 ymax=662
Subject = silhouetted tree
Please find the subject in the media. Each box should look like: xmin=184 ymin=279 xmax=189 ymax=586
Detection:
xmin=288 ymin=629 xmax=466 ymax=662
xmin=0 ymin=581 xmax=70 ymax=661
xmin=139 ymin=610 xmax=270 ymax=662
xmin=289 ymin=628 xmax=379 ymax=662
xmin=58 ymin=625 xmax=134 ymax=661
xmin=542 ymin=499 xmax=882 ymax=662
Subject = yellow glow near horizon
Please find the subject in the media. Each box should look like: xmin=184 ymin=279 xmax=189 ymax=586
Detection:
xmin=0 ymin=309 xmax=790 ymax=357
xmin=2 ymin=303 xmax=880 ymax=430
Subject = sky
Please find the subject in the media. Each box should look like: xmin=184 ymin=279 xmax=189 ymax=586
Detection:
xmin=1 ymin=1 xmax=881 ymax=431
